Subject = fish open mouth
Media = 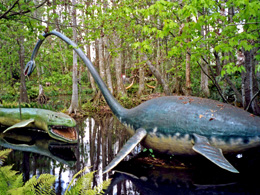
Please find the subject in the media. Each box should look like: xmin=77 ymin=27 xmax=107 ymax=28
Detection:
xmin=50 ymin=126 xmax=77 ymax=142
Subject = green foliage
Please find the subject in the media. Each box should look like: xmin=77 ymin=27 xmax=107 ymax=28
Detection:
xmin=83 ymin=88 xmax=94 ymax=95
xmin=1 ymin=0 xmax=259 ymax=109
xmin=1 ymin=101 xmax=54 ymax=110
xmin=221 ymin=63 xmax=246 ymax=76
xmin=65 ymin=167 xmax=110 ymax=195
xmin=8 ymin=174 xmax=56 ymax=195
xmin=0 ymin=150 xmax=110 ymax=195
xmin=42 ymin=72 xmax=72 ymax=90
xmin=0 ymin=149 xmax=24 ymax=195
xmin=126 ymin=84 xmax=139 ymax=94
xmin=0 ymin=149 xmax=12 ymax=165
xmin=143 ymin=148 xmax=155 ymax=158
xmin=119 ymin=94 xmax=137 ymax=108
xmin=82 ymin=101 xmax=99 ymax=113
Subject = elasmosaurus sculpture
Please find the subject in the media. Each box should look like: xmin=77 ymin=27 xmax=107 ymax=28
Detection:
xmin=0 ymin=107 xmax=77 ymax=143
xmin=24 ymin=30 xmax=260 ymax=174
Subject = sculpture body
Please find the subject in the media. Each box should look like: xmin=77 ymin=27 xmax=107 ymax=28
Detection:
xmin=121 ymin=96 xmax=260 ymax=155
xmin=0 ymin=108 xmax=77 ymax=143
xmin=24 ymin=31 xmax=260 ymax=173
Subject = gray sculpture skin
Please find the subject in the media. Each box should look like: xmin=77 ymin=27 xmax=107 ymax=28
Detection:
xmin=24 ymin=31 xmax=260 ymax=174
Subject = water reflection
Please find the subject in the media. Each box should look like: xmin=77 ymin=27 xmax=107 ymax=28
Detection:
xmin=77 ymin=113 xmax=131 ymax=188
xmin=0 ymin=128 xmax=77 ymax=167
xmin=1 ymin=113 xmax=132 ymax=194
xmin=2 ymin=114 xmax=260 ymax=194
xmin=106 ymin=146 xmax=260 ymax=194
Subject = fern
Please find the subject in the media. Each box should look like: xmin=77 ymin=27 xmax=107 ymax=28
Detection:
xmin=8 ymin=174 xmax=56 ymax=195
xmin=91 ymin=179 xmax=111 ymax=195
xmin=0 ymin=150 xmax=111 ymax=195
xmin=0 ymin=149 xmax=23 ymax=195
xmin=64 ymin=167 xmax=89 ymax=195
xmin=65 ymin=167 xmax=111 ymax=195
xmin=0 ymin=149 xmax=12 ymax=165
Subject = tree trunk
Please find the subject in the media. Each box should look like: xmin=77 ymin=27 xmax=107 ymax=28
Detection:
xmin=137 ymin=65 xmax=145 ymax=97
xmin=200 ymin=9 xmax=210 ymax=97
xmin=18 ymin=36 xmax=29 ymax=103
xmin=68 ymin=0 xmax=78 ymax=114
xmin=99 ymin=37 xmax=106 ymax=81
xmin=52 ymin=0 xmax=60 ymax=32
xmin=114 ymin=33 xmax=126 ymax=97
xmin=242 ymin=49 xmax=260 ymax=115
xmin=200 ymin=60 xmax=210 ymax=96
xmin=185 ymin=17 xmax=192 ymax=96
xmin=104 ymin=36 xmax=113 ymax=94
xmin=185 ymin=48 xmax=191 ymax=95
xmin=83 ymin=1 xmax=96 ymax=93
xmin=213 ymin=51 xmax=240 ymax=103
xmin=156 ymin=38 xmax=160 ymax=71
xmin=86 ymin=43 xmax=96 ymax=92
xmin=102 ymin=1 xmax=113 ymax=94
xmin=34 ymin=0 xmax=47 ymax=104
xmin=143 ymin=54 xmax=171 ymax=96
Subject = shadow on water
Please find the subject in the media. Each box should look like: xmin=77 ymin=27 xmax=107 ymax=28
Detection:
xmin=106 ymin=148 xmax=260 ymax=195
xmin=1 ymin=113 xmax=260 ymax=194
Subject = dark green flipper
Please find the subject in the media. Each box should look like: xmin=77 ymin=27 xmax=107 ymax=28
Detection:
xmin=192 ymin=133 xmax=239 ymax=173
xmin=103 ymin=128 xmax=147 ymax=174
xmin=3 ymin=119 xmax=35 ymax=133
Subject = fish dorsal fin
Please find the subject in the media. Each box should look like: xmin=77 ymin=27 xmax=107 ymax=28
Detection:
xmin=3 ymin=119 xmax=35 ymax=133
xmin=103 ymin=128 xmax=147 ymax=174
xmin=192 ymin=133 xmax=239 ymax=173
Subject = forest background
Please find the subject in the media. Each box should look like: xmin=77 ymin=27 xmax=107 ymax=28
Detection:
xmin=0 ymin=0 xmax=259 ymax=115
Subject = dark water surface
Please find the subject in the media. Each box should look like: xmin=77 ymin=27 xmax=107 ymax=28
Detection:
xmin=1 ymin=113 xmax=260 ymax=194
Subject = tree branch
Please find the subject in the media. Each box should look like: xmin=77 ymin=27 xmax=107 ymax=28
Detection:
xmin=143 ymin=54 xmax=172 ymax=96
xmin=213 ymin=51 xmax=242 ymax=103
xmin=1 ymin=0 xmax=47 ymax=19
xmin=0 ymin=0 xmax=19 ymax=19
xmin=246 ymin=89 xmax=260 ymax=112
xmin=197 ymin=60 xmax=228 ymax=103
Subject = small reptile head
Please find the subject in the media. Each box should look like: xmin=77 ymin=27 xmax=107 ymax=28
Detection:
xmin=39 ymin=110 xmax=77 ymax=143
xmin=24 ymin=60 xmax=36 ymax=76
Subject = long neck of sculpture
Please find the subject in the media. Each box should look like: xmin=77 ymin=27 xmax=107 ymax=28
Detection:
xmin=30 ymin=31 xmax=126 ymax=117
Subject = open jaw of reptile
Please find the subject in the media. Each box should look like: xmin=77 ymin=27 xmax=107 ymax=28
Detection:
xmin=50 ymin=125 xmax=77 ymax=142
xmin=0 ymin=108 xmax=78 ymax=143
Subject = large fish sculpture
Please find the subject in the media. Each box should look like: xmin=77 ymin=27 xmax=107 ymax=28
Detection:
xmin=0 ymin=107 xmax=77 ymax=143
xmin=24 ymin=30 xmax=260 ymax=173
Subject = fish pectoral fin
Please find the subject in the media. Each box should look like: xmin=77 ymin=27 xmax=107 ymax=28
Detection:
xmin=103 ymin=128 xmax=147 ymax=174
xmin=3 ymin=119 xmax=35 ymax=133
xmin=192 ymin=133 xmax=239 ymax=173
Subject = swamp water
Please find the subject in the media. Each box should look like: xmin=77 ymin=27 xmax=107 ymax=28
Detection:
xmin=1 ymin=113 xmax=260 ymax=194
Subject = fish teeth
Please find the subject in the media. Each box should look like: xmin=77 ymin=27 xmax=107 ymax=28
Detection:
xmin=52 ymin=125 xmax=69 ymax=129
